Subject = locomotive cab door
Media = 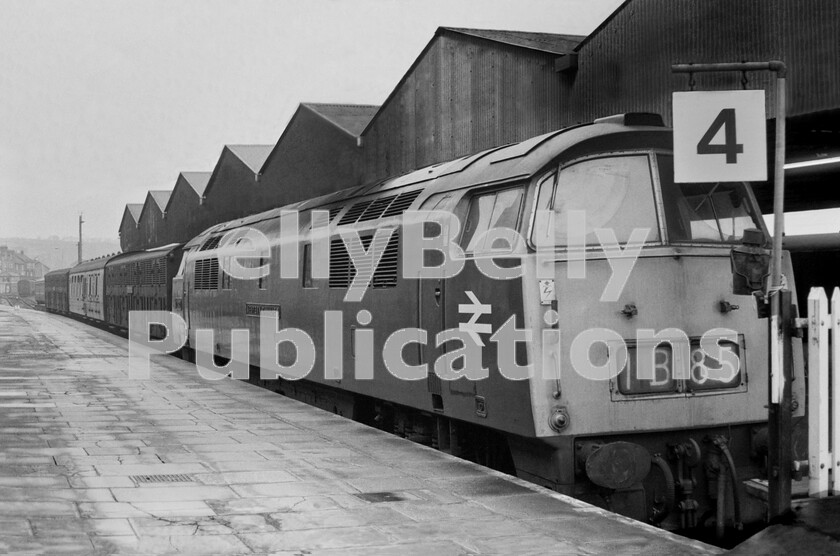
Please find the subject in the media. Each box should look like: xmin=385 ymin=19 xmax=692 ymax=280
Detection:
xmin=172 ymin=252 xmax=190 ymax=332
xmin=416 ymin=193 xmax=460 ymax=407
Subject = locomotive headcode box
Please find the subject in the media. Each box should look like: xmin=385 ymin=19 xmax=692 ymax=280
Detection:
xmin=245 ymin=303 xmax=281 ymax=317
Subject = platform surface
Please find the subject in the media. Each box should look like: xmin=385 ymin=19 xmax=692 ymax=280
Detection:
xmin=728 ymin=497 xmax=840 ymax=555
xmin=0 ymin=306 xmax=720 ymax=555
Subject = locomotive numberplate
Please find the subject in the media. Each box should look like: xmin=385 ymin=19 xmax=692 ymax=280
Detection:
xmin=245 ymin=303 xmax=281 ymax=318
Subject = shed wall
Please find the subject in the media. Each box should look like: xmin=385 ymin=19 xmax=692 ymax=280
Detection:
xmin=162 ymin=177 xmax=204 ymax=246
xmin=569 ymin=0 xmax=840 ymax=125
xmin=363 ymin=34 xmax=570 ymax=181
xmin=258 ymin=107 xmax=365 ymax=209
xmin=138 ymin=203 xmax=166 ymax=250
xmin=118 ymin=215 xmax=140 ymax=253
xmin=201 ymin=150 xmax=261 ymax=228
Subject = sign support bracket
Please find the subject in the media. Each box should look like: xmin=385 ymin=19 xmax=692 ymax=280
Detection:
xmin=672 ymin=61 xmax=790 ymax=521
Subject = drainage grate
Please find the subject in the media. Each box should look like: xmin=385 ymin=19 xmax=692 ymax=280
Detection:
xmin=130 ymin=474 xmax=195 ymax=485
xmin=353 ymin=491 xmax=405 ymax=503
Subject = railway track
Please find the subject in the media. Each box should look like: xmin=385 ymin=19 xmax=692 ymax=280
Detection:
xmin=0 ymin=295 xmax=38 ymax=310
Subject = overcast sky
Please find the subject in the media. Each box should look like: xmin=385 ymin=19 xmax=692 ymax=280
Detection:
xmin=0 ymin=0 xmax=624 ymax=241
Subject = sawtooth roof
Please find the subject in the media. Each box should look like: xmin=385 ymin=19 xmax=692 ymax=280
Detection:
xmin=226 ymin=145 xmax=274 ymax=174
xmin=441 ymin=27 xmax=584 ymax=55
xmin=180 ymin=172 xmax=212 ymax=197
xmin=362 ymin=26 xmax=586 ymax=137
xmin=148 ymin=190 xmax=172 ymax=212
xmin=302 ymin=103 xmax=380 ymax=137
xmin=125 ymin=204 xmax=143 ymax=223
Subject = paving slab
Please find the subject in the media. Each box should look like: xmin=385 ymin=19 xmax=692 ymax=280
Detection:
xmin=0 ymin=305 xmax=720 ymax=555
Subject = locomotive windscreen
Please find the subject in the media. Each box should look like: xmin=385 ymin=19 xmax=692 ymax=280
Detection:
xmin=657 ymin=155 xmax=765 ymax=244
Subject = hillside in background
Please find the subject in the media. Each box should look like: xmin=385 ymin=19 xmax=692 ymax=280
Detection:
xmin=0 ymin=237 xmax=121 ymax=271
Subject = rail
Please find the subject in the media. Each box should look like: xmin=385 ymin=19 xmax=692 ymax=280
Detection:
xmin=0 ymin=295 xmax=38 ymax=310
xmin=806 ymin=287 xmax=840 ymax=496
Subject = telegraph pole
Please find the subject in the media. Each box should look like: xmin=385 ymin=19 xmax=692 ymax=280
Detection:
xmin=77 ymin=213 xmax=84 ymax=264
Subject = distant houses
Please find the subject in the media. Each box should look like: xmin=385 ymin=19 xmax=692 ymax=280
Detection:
xmin=0 ymin=245 xmax=48 ymax=294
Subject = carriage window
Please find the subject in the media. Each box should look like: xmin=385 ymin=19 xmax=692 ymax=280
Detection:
xmin=461 ymin=187 xmax=526 ymax=253
xmin=536 ymin=155 xmax=659 ymax=246
xmin=657 ymin=155 xmax=764 ymax=243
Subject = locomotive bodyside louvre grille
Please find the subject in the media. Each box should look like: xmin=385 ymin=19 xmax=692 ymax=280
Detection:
xmin=194 ymin=258 xmax=219 ymax=290
xmin=200 ymin=235 xmax=222 ymax=251
xmin=372 ymin=231 xmax=399 ymax=287
xmin=381 ymin=190 xmax=422 ymax=218
xmin=356 ymin=195 xmax=397 ymax=223
xmin=335 ymin=190 xmax=422 ymax=227
xmin=328 ymin=231 xmax=399 ymax=289
xmin=328 ymin=238 xmax=354 ymax=288
xmin=337 ymin=200 xmax=373 ymax=225
xmin=328 ymin=206 xmax=343 ymax=222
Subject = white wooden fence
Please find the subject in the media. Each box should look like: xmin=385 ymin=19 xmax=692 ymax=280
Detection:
xmin=807 ymin=287 xmax=840 ymax=497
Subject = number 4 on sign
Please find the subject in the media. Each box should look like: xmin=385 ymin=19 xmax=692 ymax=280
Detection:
xmin=697 ymin=108 xmax=744 ymax=164
xmin=672 ymin=90 xmax=767 ymax=183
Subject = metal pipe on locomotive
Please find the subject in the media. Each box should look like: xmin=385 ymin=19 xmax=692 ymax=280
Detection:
xmin=45 ymin=114 xmax=805 ymax=533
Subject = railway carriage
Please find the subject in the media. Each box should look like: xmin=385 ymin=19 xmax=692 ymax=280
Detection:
xmin=104 ymin=244 xmax=183 ymax=331
xmin=16 ymin=279 xmax=32 ymax=297
xmin=45 ymin=268 xmax=71 ymax=314
xmin=33 ymin=278 xmax=45 ymax=305
xmin=175 ymin=114 xmax=805 ymax=531
xmin=68 ymin=256 xmax=117 ymax=320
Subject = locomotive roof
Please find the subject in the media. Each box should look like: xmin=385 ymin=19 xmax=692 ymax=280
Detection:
xmin=106 ymin=243 xmax=182 ymax=268
xmin=185 ymin=117 xmax=670 ymax=247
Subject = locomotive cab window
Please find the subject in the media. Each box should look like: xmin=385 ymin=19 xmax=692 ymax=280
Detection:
xmin=531 ymin=155 xmax=660 ymax=247
xmin=461 ymin=186 xmax=526 ymax=254
xmin=656 ymin=155 xmax=765 ymax=244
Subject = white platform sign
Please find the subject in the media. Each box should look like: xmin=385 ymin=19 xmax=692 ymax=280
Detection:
xmin=673 ymin=90 xmax=767 ymax=183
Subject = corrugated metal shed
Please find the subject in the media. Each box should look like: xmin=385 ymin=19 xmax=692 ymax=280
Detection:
xmin=443 ymin=28 xmax=583 ymax=55
xmin=162 ymin=172 xmax=212 ymax=246
xmin=147 ymin=190 xmax=172 ymax=213
xmin=302 ymin=103 xmax=379 ymax=138
xmin=567 ymin=0 xmax=840 ymax=212
xmin=361 ymin=26 xmax=582 ymax=182
xmin=126 ymin=204 xmax=143 ymax=222
xmin=200 ymin=145 xmax=274 ymax=229
xmin=179 ymin=172 xmax=211 ymax=198
xmin=136 ymin=191 xmax=172 ymax=249
xmin=257 ymin=103 xmax=375 ymax=209
xmin=226 ymin=145 xmax=273 ymax=174
xmin=118 ymin=203 xmax=144 ymax=253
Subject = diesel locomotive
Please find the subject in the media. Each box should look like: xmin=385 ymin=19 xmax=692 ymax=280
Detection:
xmin=46 ymin=114 xmax=805 ymax=533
